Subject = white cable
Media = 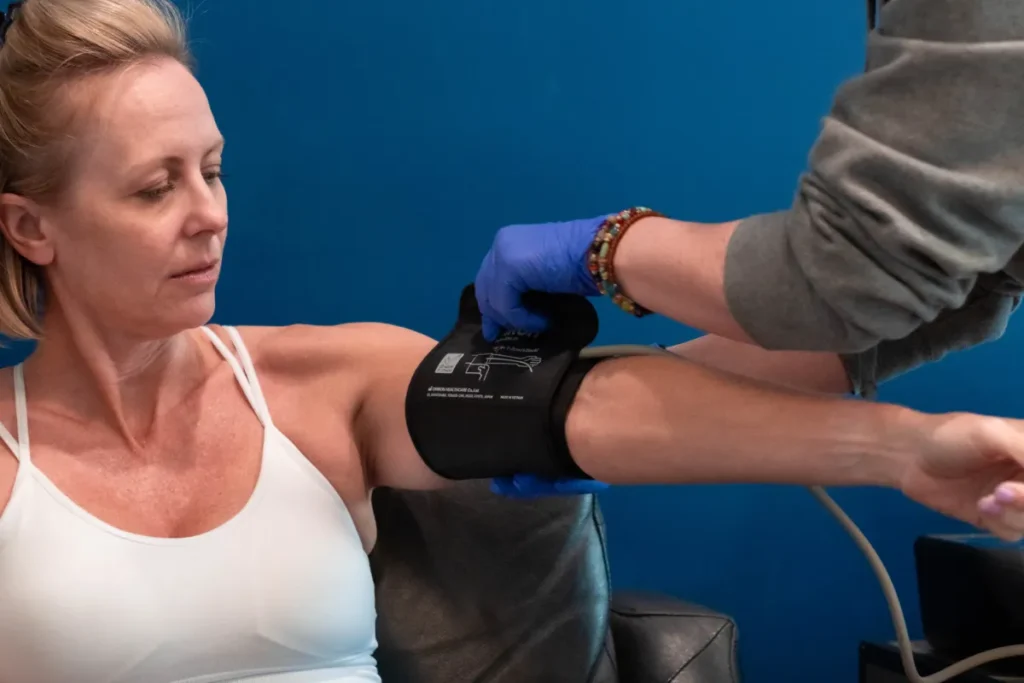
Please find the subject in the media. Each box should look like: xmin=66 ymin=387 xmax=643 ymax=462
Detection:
xmin=579 ymin=343 xmax=1024 ymax=682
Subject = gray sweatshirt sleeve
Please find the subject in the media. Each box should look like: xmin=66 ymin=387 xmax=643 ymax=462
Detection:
xmin=841 ymin=272 xmax=1022 ymax=398
xmin=723 ymin=0 xmax=1024 ymax=353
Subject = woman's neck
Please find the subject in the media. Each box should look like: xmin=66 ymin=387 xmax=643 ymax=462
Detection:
xmin=23 ymin=306 xmax=207 ymax=453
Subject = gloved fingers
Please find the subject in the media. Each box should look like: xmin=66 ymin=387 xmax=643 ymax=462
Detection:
xmin=490 ymin=475 xmax=561 ymax=499
xmin=476 ymin=290 xmax=530 ymax=342
xmin=490 ymin=476 xmax=546 ymax=498
xmin=501 ymin=304 xmax=549 ymax=337
xmin=551 ymin=478 xmax=609 ymax=494
xmin=475 ymin=254 xmax=549 ymax=340
xmin=481 ymin=318 xmax=503 ymax=344
xmin=490 ymin=474 xmax=609 ymax=498
xmin=485 ymin=274 xmax=549 ymax=336
xmin=474 ymin=250 xmax=505 ymax=342
xmin=490 ymin=477 xmax=525 ymax=497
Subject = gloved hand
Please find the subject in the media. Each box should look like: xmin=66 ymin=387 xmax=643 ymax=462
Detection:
xmin=474 ymin=215 xmax=606 ymax=341
xmin=476 ymin=216 xmax=604 ymax=499
xmin=491 ymin=474 xmax=610 ymax=498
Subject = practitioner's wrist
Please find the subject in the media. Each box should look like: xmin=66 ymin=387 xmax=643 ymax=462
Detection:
xmin=585 ymin=207 xmax=664 ymax=317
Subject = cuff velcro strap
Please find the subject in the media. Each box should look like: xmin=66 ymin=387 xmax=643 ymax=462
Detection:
xmin=405 ymin=284 xmax=599 ymax=480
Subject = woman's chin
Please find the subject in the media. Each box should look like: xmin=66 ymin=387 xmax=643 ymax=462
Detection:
xmin=150 ymin=295 xmax=218 ymax=336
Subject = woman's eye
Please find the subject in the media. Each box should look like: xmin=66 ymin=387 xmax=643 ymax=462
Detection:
xmin=136 ymin=169 xmax=225 ymax=201
xmin=138 ymin=183 xmax=174 ymax=201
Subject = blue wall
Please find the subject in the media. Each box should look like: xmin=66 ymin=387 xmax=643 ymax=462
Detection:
xmin=10 ymin=2 xmax=1019 ymax=681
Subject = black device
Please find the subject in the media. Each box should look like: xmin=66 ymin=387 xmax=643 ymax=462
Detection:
xmin=405 ymin=284 xmax=601 ymax=481
xmin=859 ymin=641 xmax=1006 ymax=683
xmin=913 ymin=534 xmax=1024 ymax=677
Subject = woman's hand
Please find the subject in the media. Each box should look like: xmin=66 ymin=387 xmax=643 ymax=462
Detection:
xmin=902 ymin=413 xmax=1024 ymax=542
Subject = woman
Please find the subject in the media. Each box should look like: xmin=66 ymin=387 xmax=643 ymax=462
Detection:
xmin=472 ymin=0 xmax=1024 ymax=399
xmin=1 ymin=1 xmax=1024 ymax=682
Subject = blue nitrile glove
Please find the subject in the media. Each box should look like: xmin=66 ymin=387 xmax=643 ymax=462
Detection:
xmin=489 ymin=346 xmax=669 ymax=499
xmin=477 ymin=214 xmax=605 ymax=499
xmin=474 ymin=215 xmax=607 ymax=342
xmin=490 ymin=474 xmax=610 ymax=498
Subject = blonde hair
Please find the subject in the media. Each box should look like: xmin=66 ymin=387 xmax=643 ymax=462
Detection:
xmin=0 ymin=0 xmax=191 ymax=339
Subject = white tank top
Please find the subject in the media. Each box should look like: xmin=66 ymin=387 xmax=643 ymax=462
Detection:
xmin=0 ymin=326 xmax=381 ymax=683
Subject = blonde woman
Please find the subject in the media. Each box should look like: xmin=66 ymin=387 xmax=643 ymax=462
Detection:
xmin=2 ymin=2 xmax=1024 ymax=682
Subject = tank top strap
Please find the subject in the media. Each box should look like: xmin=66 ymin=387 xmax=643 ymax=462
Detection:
xmin=0 ymin=364 xmax=26 ymax=462
xmin=200 ymin=327 xmax=271 ymax=427
xmin=221 ymin=326 xmax=273 ymax=422
xmin=14 ymin=364 xmax=28 ymax=459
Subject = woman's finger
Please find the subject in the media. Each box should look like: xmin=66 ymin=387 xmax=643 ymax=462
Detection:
xmin=978 ymin=493 xmax=1024 ymax=541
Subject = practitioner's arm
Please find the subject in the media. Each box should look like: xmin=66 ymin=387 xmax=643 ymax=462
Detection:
xmin=667 ymin=268 xmax=1022 ymax=399
xmin=474 ymin=0 xmax=1024 ymax=359
xmin=666 ymin=336 xmax=852 ymax=395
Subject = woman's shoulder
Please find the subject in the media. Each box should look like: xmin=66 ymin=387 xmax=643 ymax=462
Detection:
xmin=223 ymin=322 xmax=436 ymax=378
xmin=204 ymin=322 xmax=442 ymax=522
xmin=208 ymin=322 xmax=437 ymax=413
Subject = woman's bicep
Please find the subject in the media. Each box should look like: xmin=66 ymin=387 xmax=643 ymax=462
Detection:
xmin=346 ymin=323 xmax=452 ymax=492
xmin=250 ymin=322 xmax=449 ymax=492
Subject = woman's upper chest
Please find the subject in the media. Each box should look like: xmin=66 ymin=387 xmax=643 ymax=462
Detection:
xmin=0 ymin=362 xmax=376 ymax=547
xmin=23 ymin=389 xmax=266 ymax=538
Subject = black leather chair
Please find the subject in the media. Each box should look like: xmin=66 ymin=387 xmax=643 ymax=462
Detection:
xmin=369 ymin=481 xmax=740 ymax=682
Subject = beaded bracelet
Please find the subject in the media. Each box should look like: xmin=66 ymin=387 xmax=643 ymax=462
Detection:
xmin=586 ymin=206 xmax=664 ymax=317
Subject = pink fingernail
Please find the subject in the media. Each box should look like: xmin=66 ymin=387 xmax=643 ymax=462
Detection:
xmin=980 ymin=498 xmax=1003 ymax=516
xmin=996 ymin=484 xmax=1017 ymax=504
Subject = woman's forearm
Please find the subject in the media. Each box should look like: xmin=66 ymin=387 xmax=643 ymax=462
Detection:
xmin=563 ymin=353 xmax=920 ymax=488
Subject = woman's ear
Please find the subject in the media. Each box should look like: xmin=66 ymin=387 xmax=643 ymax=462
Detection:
xmin=0 ymin=193 xmax=55 ymax=266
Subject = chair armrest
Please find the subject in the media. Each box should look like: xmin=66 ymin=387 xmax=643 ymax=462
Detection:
xmin=609 ymin=591 xmax=740 ymax=683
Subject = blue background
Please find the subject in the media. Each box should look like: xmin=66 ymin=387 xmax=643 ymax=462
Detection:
xmin=10 ymin=1 xmax=1023 ymax=681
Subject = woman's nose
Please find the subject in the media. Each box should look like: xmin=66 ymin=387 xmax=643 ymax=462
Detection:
xmin=183 ymin=176 xmax=228 ymax=236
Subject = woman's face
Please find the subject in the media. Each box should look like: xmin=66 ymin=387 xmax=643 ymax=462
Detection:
xmin=30 ymin=56 xmax=229 ymax=340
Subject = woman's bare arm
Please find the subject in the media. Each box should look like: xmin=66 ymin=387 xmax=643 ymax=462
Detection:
xmin=348 ymin=323 xmax=916 ymax=491
xmin=267 ymin=321 xmax=855 ymax=492
xmin=562 ymin=352 xmax=914 ymax=487
xmin=342 ymin=323 xmax=453 ymax=491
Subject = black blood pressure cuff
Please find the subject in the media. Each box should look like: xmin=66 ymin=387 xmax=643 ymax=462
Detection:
xmin=404 ymin=284 xmax=602 ymax=481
